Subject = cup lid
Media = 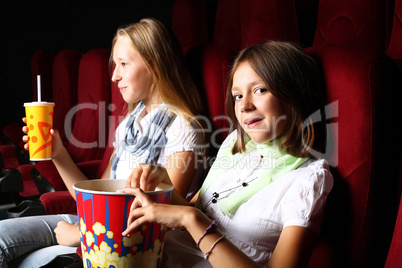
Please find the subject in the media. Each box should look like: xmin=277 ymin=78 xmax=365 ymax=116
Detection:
xmin=24 ymin=102 xmax=55 ymax=107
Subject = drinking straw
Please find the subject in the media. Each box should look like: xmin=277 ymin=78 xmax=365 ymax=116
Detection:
xmin=37 ymin=75 xmax=41 ymax=102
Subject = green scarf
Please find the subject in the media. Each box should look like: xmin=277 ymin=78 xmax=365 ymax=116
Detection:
xmin=198 ymin=136 xmax=308 ymax=216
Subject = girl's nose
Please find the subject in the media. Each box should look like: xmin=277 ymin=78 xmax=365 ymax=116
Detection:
xmin=240 ymin=95 xmax=255 ymax=113
xmin=111 ymin=67 xmax=121 ymax=82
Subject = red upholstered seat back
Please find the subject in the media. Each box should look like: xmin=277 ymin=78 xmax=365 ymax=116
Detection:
xmin=213 ymin=0 xmax=241 ymax=52
xmin=172 ymin=0 xmax=208 ymax=49
xmin=313 ymin=0 xmax=389 ymax=52
xmin=16 ymin=50 xmax=82 ymax=197
xmin=65 ymin=48 xmax=111 ymax=163
xmin=385 ymin=195 xmax=402 ymax=268
xmin=240 ymin=0 xmax=299 ymax=49
xmin=306 ymin=46 xmax=401 ymax=267
xmin=52 ymin=49 xmax=81 ymax=142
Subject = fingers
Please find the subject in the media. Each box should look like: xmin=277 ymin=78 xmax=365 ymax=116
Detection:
xmin=22 ymin=125 xmax=29 ymax=134
xmin=126 ymin=168 xmax=142 ymax=188
xmin=22 ymin=117 xmax=26 ymax=123
xmin=126 ymin=164 xmax=154 ymax=191
xmin=118 ymin=187 xmax=153 ymax=206
xmin=22 ymin=124 xmax=30 ymax=150
xmin=118 ymin=187 xmax=155 ymax=236
xmin=123 ymin=207 xmax=150 ymax=236
xmin=22 ymin=134 xmax=29 ymax=151
xmin=51 ymin=129 xmax=60 ymax=138
xmin=140 ymin=165 xmax=153 ymax=191
xmin=22 ymin=134 xmax=29 ymax=142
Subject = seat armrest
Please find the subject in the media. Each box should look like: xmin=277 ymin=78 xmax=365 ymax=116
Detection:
xmin=40 ymin=191 xmax=77 ymax=215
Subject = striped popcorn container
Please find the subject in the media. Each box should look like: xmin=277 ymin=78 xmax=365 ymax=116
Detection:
xmin=73 ymin=179 xmax=173 ymax=268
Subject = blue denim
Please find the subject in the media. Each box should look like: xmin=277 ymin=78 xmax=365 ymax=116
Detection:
xmin=0 ymin=214 xmax=78 ymax=268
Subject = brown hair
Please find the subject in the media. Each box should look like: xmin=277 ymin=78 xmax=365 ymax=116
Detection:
xmin=110 ymin=18 xmax=202 ymax=126
xmin=225 ymin=41 xmax=325 ymax=158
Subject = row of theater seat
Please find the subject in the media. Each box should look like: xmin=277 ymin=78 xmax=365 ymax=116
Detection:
xmin=0 ymin=49 xmax=115 ymax=206
xmin=0 ymin=0 xmax=401 ymax=267
xmin=175 ymin=0 xmax=401 ymax=66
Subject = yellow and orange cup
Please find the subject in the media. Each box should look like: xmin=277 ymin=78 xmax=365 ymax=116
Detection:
xmin=24 ymin=101 xmax=55 ymax=161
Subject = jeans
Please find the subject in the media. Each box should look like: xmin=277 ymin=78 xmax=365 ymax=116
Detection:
xmin=0 ymin=214 xmax=78 ymax=268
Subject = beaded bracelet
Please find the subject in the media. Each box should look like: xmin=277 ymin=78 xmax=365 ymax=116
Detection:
xmin=204 ymin=235 xmax=225 ymax=260
xmin=197 ymin=220 xmax=219 ymax=248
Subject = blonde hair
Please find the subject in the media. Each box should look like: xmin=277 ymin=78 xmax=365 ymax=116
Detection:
xmin=110 ymin=18 xmax=202 ymax=127
xmin=225 ymin=41 xmax=326 ymax=158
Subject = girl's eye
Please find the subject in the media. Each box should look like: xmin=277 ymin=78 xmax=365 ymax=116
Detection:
xmin=233 ymin=94 xmax=242 ymax=101
xmin=255 ymin=88 xmax=267 ymax=94
xmin=121 ymin=62 xmax=127 ymax=66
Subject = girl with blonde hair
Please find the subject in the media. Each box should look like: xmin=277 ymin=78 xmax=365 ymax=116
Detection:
xmin=0 ymin=18 xmax=205 ymax=267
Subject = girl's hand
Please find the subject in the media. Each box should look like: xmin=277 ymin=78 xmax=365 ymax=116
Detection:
xmin=118 ymin=187 xmax=191 ymax=236
xmin=22 ymin=117 xmax=30 ymax=151
xmin=125 ymin=164 xmax=172 ymax=192
xmin=54 ymin=221 xmax=80 ymax=247
xmin=22 ymin=117 xmax=64 ymax=159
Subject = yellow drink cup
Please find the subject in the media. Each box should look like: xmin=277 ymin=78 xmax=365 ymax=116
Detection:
xmin=24 ymin=102 xmax=55 ymax=161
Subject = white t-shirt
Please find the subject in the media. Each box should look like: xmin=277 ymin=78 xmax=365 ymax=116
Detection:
xmin=113 ymin=103 xmax=204 ymax=200
xmin=162 ymin=131 xmax=333 ymax=267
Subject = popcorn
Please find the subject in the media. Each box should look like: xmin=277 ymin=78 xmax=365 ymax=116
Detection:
xmin=93 ymin=222 xmax=106 ymax=236
xmin=80 ymin=218 xmax=87 ymax=234
xmin=106 ymin=231 xmax=114 ymax=239
xmin=75 ymin=182 xmax=173 ymax=268
xmin=86 ymin=231 xmax=94 ymax=247
xmin=123 ymin=231 xmax=143 ymax=247
xmin=79 ymin=219 xmax=165 ymax=268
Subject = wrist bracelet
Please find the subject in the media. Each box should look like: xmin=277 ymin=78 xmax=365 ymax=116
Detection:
xmin=204 ymin=235 xmax=225 ymax=260
xmin=197 ymin=220 xmax=219 ymax=248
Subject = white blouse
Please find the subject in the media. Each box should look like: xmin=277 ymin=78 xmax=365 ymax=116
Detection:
xmin=113 ymin=103 xmax=204 ymax=200
xmin=162 ymin=132 xmax=333 ymax=267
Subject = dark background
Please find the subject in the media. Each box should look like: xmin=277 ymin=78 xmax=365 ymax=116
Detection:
xmin=0 ymin=0 xmax=181 ymax=126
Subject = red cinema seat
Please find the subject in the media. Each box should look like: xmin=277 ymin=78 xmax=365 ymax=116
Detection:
xmin=172 ymin=0 xmax=209 ymax=50
xmin=305 ymin=45 xmax=401 ymax=267
xmin=212 ymin=0 xmax=241 ymax=52
xmin=16 ymin=48 xmax=111 ymax=199
xmin=40 ymin=82 xmax=126 ymax=215
xmin=52 ymin=49 xmax=82 ymax=143
xmin=385 ymin=195 xmax=402 ymax=268
xmin=0 ymin=49 xmax=78 ymax=171
xmin=313 ymin=0 xmax=389 ymax=52
xmin=240 ymin=0 xmax=299 ymax=49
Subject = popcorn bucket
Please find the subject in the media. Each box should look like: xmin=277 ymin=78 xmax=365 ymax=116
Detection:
xmin=74 ymin=179 xmax=174 ymax=268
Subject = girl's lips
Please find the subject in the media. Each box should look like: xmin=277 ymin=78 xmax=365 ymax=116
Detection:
xmin=244 ymin=117 xmax=264 ymax=128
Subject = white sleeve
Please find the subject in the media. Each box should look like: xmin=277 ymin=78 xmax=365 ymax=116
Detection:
xmin=281 ymin=160 xmax=333 ymax=233
xmin=163 ymin=116 xmax=204 ymax=158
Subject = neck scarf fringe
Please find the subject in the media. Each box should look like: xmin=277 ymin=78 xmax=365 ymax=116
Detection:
xmin=110 ymin=101 xmax=176 ymax=179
